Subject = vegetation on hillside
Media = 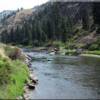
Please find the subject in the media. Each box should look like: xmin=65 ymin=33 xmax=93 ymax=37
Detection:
xmin=0 ymin=2 xmax=99 ymax=52
xmin=0 ymin=44 xmax=29 ymax=99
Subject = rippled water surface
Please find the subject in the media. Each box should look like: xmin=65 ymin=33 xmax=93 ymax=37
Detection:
xmin=26 ymin=52 xmax=100 ymax=99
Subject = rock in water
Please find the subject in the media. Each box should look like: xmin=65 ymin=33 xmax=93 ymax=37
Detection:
xmin=50 ymin=51 xmax=55 ymax=55
xmin=29 ymin=74 xmax=38 ymax=84
xmin=27 ymin=83 xmax=35 ymax=90
xmin=23 ymin=94 xmax=29 ymax=100
xmin=32 ymin=78 xmax=38 ymax=84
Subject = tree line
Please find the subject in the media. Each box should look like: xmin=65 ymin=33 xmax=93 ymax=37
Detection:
xmin=0 ymin=2 xmax=100 ymax=46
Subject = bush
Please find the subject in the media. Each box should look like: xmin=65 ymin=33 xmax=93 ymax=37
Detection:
xmin=52 ymin=41 xmax=65 ymax=48
xmin=4 ymin=45 xmax=26 ymax=61
xmin=65 ymin=49 xmax=78 ymax=56
xmin=88 ymin=44 xmax=99 ymax=50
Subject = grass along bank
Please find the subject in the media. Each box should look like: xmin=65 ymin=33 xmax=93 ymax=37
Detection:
xmin=0 ymin=44 xmax=29 ymax=99
xmin=83 ymin=50 xmax=100 ymax=55
xmin=81 ymin=50 xmax=100 ymax=58
xmin=49 ymin=41 xmax=100 ymax=56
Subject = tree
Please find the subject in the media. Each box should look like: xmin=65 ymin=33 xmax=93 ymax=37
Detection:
xmin=93 ymin=3 xmax=100 ymax=25
xmin=1 ymin=30 xmax=8 ymax=43
xmin=80 ymin=3 xmax=89 ymax=30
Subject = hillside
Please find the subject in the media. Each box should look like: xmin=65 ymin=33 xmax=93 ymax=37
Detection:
xmin=0 ymin=43 xmax=29 ymax=99
xmin=0 ymin=10 xmax=15 ymax=22
xmin=0 ymin=2 xmax=100 ymax=50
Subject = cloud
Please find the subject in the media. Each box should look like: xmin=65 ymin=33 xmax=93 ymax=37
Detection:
xmin=0 ymin=0 xmax=48 ymax=12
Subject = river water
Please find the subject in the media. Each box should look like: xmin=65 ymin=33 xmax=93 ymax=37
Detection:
xmin=26 ymin=51 xmax=100 ymax=99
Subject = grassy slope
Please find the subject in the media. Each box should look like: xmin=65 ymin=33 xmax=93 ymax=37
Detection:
xmin=0 ymin=44 xmax=29 ymax=99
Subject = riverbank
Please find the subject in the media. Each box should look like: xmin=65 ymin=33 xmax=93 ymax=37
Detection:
xmin=17 ymin=41 xmax=100 ymax=56
xmin=0 ymin=44 xmax=30 ymax=99
xmin=29 ymin=46 xmax=100 ymax=57
xmin=83 ymin=50 xmax=100 ymax=55
xmin=80 ymin=54 xmax=100 ymax=58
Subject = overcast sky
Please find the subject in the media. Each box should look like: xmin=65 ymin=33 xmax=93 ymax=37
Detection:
xmin=0 ymin=0 xmax=49 ymax=12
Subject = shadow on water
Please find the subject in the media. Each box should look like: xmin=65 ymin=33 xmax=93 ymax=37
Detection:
xmin=27 ymin=52 xmax=100 ymax=99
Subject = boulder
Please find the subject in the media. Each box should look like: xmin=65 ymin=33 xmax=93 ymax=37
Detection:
xmin=29 ymin=68 xmax=34 ymax=72
xmin=24 ymin=86 xmax=29 ymax=93
xmin=29 ymin=73 xmax=34 ymax=79
xmin=23 ymin=94 xmax=29 ymax=100
xmin=26 ymin=54 xmax=32 ymax=61
xmin=50 ymin=51 xmax=55 ymax=55
xmin=16 ymin=96 xmax=23 ymax=100
xmin=28 ymin=63 xmax=32 ymax=68
xmin=27 ymin=83 xmax=35 ymax=90
xmin=29 ymin=74 xmax=38 ymax=84
xmin=25 ymin=59 xmax=30 ymax=64
xmin=32 ymin=78 xmax=38 ymax=84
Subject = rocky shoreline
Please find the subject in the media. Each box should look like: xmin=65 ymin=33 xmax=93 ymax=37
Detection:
xmin=17 ymin=51 xmax=38 ymax=100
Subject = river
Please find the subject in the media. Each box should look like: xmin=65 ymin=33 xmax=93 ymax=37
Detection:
xmin=25 ymin=51 xmax=100 ymax=99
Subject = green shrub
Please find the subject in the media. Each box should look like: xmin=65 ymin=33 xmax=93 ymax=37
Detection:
xmin=0 ymin=59 xmax=29 ymax=99
xmin=88 ymin=44 xmax=99 ymax=50
xmin=52 ymin=41 xmax=65 ymax=48
xmin=65 ymin=49 xmax=78 ymax=56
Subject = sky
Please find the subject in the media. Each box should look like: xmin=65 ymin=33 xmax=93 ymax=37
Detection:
xmin=0 ymin=0 xmax=49 ymax=12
